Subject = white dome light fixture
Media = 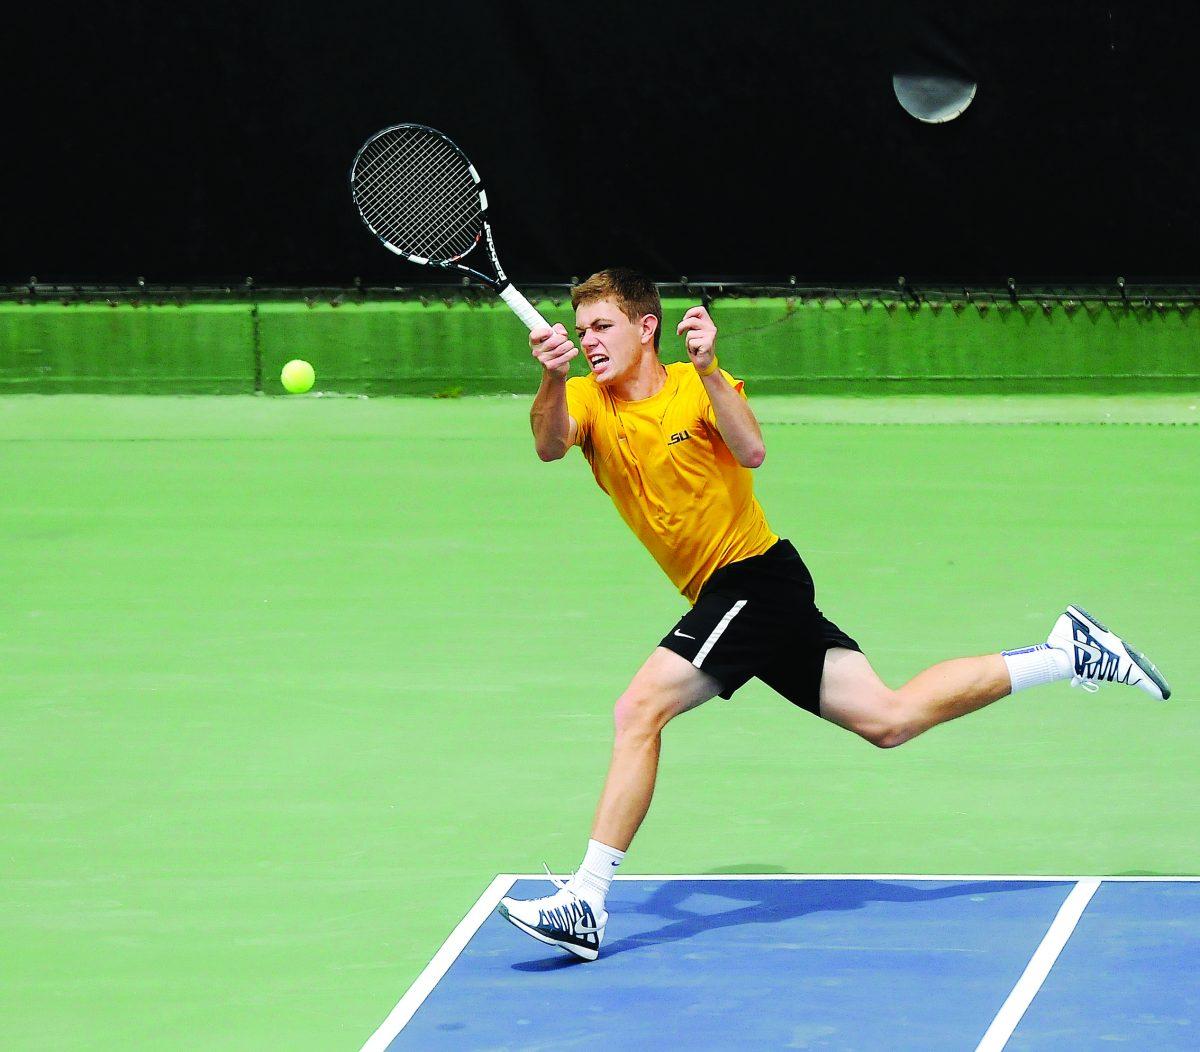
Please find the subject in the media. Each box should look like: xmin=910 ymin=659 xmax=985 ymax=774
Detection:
xmin=893 ymin=71 xmax=977 ymax=123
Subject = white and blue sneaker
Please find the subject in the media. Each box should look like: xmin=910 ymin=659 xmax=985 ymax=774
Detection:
xmin=1048 ymin=605 xmax=1171 ymax=700
xmin=497 ymin=870 xmax=607 ymax=961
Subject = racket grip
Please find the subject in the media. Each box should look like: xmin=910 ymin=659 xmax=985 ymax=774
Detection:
xmin=499 ymin=283 xmax=550 ymax=332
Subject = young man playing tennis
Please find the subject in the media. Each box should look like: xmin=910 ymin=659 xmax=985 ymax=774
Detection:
xmin=497 ymin=268 xmax=1171 ymax=961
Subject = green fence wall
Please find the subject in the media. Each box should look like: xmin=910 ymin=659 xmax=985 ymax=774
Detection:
xmin=1 ymin=298 xmax=1196 ymax=395
xmin=0 ymin=304 xmax=255 ymax=394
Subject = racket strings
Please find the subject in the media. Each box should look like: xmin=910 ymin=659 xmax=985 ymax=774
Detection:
xmin=353 ymin=128 xmax=483 ymax=262
xmin=354 ymin=127 xmax=447 ymax=192
xmin=352 ymin=136 xmax=406 ymax=185
xmin=374 ymin=177 xmax=479 ymax=261
xmin=355 ymin=137 xmax=445 ymax=233
xmin=353 ymin=126 xmax=437 ymax=182
xmin=358 ymin=132 xmax=448 ymax=202
xmin=371 ymin=151 xmax=477 ymax=254
xmin=359 ymin=129 xmax=484 ymax=261
xmin=367 ymin=159 xmax=479 ymax=260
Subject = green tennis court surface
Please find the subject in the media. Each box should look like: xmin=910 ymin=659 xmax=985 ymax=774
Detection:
xmin=3 ymin=394 xmax=1197 ymax=1049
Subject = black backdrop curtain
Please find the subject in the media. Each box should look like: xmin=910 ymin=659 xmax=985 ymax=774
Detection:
xmin=3 ymin=1 xmax=1197 ymax=284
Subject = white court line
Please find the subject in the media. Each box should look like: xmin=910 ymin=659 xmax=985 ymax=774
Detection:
xmin=974 ymin=878 xmax=1101 ymax=1052
xmin=521 ymin=872 xmax=1200 ymax=883
xmin=359 ymin=873 xmax=515 ymax=1052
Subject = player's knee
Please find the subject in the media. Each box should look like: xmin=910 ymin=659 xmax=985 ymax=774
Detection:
xmin=868 ymin=724 xmax=912 ymax=749
xmin=855 ymin=693 xmax=914 ymax=749
xmin=613 ymin=688 xmax=674 ymax=738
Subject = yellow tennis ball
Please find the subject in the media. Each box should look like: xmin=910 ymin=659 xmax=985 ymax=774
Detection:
xmin=281 ymin=359 xmax=315 ymax=394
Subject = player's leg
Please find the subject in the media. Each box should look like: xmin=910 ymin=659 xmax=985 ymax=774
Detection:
xmin=820 ymin=604 xmax=1171 ymax=748
xmin=497 ymin=647 xmax=721 ymax=959
xmin=818 ymin=647 xmax=1012 ymax=748
xmin=591 ymin=646 xmax=722 ymax=849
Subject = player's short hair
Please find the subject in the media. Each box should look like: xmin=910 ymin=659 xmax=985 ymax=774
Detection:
xmin=571 ymin=268 xmax=662 ymax=351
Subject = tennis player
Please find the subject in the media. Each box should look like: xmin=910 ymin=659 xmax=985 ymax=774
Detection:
xmin=497 ymin=268 xmax=1171 ymax=961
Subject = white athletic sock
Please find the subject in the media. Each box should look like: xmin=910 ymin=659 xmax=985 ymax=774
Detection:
xmin=568 ymin=839 xmax=624 ymax=910
xmin=1003 ymin=643 xmax=1072 ymax=693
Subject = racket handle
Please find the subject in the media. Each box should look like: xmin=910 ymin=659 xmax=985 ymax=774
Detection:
xmin=499 ymin=283 xmax=550 ymax=332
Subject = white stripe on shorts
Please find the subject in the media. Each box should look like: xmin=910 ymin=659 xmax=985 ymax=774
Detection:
xmin=693 ymin=600 xmax=747 ymax=669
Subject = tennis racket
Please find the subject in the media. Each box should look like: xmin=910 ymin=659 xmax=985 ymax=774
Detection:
xmin=350 ymin=123 xmax=549 ymax=331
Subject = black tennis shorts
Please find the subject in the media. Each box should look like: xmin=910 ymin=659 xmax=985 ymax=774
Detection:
xmin=659 ymin=539 xmax=861 ymax=715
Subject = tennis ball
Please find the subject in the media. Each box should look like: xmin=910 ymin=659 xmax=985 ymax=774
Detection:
xmin=281 ymin=359 xmax=315 ymax=394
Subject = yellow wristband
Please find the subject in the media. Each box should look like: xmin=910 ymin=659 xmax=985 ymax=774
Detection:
xmin=697 ymin=356 xmax=720 ymax=378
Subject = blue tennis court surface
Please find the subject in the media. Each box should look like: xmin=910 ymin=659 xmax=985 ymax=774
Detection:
xmin=364 ymin=876 xmax=1199 ymax=1050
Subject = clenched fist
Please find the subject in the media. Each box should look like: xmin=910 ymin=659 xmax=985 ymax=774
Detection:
xmin=530 ymin=323 xmax=578 ymax=379
xmin=676 ymin=306 xmax=717 ymax=375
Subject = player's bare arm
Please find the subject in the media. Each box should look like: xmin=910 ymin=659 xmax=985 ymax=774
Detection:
xmin=529 ymin=323 xmax=579 ymax=461
xmin=677 ymin=306 xmax=766 ymax=468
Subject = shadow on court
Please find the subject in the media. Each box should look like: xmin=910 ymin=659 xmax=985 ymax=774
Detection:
xmin=510 ymin=877 xmax=1070 ymax=971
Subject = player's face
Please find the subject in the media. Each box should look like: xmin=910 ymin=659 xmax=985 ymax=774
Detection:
xmin=575 ymin=299 xmax=649 ymax=385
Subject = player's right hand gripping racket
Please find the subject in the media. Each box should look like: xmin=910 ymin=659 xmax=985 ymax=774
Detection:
xmin=350 ymin=123 xmax=549 ymax=332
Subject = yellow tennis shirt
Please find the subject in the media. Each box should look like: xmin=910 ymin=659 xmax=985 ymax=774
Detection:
xmin=566 ymin=362 xmax=778 ymax=603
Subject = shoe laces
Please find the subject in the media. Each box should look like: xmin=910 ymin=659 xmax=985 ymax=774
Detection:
xmin=535 ymin=864 xmax=602 ymax=934
xmin=542 ymin=862 xmax=572 ymax=891
xmin=1067 ymin=621 xmax=1128 ymax=688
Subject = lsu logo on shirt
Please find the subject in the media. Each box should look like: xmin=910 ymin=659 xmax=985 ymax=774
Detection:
xmin=667 ymin=430 xmax=692 ymax=446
